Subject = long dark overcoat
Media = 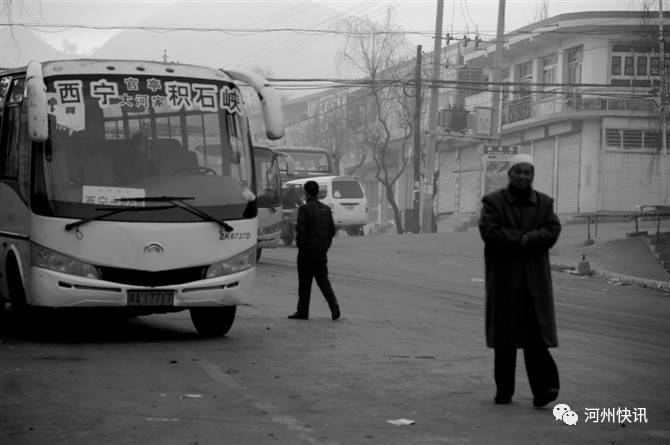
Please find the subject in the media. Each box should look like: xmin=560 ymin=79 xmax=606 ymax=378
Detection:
xmin=296 ymin=198 xmax=335 ymax=262
xmin=478 ymin=187 xmax=561 ymax=348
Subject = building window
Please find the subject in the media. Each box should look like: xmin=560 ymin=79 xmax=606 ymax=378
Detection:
xmin=612 ymin=43 xmax=669 ymax=82
xmin=624 ymin=56 xmax=635 ymax=75
xmin=566 ymin=46 xmax=583 ymax=84
xmin=605 ymin=128 xmax=660 ymax=151
xmin=515 ymin=61 xmax=533 ymax=98
xmin=611 ymin=56 xmax=622 ymax=75
xmin=637 ymin=56 xmax=648 ymax=76
xmin=542 ymin=55 xmax=558 ymax=84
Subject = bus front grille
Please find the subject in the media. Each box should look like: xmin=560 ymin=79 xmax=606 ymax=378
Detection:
xmin=98 ymin=265 xmax=207 ymax=287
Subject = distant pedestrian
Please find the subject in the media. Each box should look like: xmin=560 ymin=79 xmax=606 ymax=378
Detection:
xmin=288 ymin=180 xmax=341 ymax=320
xmin=478 ymin=153 xmax=562 ymax=407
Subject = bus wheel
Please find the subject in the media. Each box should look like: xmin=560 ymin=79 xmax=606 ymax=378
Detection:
xmin=190 ymin=306 xmax=236 ymax=337
xmin=282 ymin=235 xmax=293 ymax=246
xmin=256 ymin=248 xmax=262 ymax=262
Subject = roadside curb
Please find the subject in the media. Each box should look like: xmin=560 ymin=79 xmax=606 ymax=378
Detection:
xmin=551 ymin=262 xmax=670 ymax=294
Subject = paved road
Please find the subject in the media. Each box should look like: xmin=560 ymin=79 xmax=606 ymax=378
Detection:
xmin=1 ymin=233 xmax=668 ymax=445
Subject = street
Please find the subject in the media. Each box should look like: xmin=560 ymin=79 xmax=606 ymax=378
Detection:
xmin=1 ymin=232 xmax=669 ymax=445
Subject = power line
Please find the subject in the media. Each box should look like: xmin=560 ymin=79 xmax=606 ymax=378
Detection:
xmin=0 ymin=21 xmax=437 ymax=37
xmin=236 ymin=1 xmax=384 ymax=70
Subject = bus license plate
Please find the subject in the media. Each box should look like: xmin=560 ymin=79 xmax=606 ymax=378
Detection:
xmin=127 ymin=290 xmax=174 ymax=306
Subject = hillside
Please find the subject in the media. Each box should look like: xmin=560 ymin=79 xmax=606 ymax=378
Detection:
xmin=92 ymin=1 xmax=351 ymax=79
xmin=1 ymin=26 xmax=69 ymax=68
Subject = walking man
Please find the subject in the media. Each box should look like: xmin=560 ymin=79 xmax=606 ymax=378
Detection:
xmin=478 ymin=153 xmax=561 ymax=407
xmin=288 ymin=180 xmax=341 ymax=321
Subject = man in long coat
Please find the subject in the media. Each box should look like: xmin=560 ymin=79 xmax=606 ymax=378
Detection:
xmin=478 ymin=153 xmax=561 ymax=407
xmin=288 ymin=180 xmax=340 ymax=321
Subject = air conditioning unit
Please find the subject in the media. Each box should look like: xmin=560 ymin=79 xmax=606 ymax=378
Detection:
xmin=437 ymin=109 xmax=469 ymax=131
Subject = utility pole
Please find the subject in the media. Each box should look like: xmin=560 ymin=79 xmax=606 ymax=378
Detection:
xmin=659 ymin=0 xmax=668 ymax=204
xmin=491 ymin=0 xmax=506 ymax=142
xmin=412 ymin=45 xmax=423 ymax=233
xmin=420 ymin=0 xmax=444 ymax=233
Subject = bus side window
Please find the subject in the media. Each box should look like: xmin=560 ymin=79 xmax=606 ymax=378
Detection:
xmin=0 ymin=106 xmax=21 ymax=179
xmin=0 ymin=78 xmax=26 ymax=180
xmin=0 ymin=75 xmax=11 ymax=128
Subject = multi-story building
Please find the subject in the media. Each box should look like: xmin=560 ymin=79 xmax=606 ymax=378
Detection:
xmin=266 ymin=10 xmax=668 ymax=233
xmin=437 ymin=10 xmax=669 ymax=230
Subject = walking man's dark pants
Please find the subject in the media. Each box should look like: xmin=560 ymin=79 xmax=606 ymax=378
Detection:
xmin=296 ymin=253 xmax=339 ymax=317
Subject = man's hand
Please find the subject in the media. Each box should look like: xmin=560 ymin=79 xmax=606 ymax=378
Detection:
xmin=520 ymin=233 xmax=529 ymax=246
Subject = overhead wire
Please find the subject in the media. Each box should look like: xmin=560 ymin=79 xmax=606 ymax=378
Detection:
xmin=168 ymin=1 xmax=318 ymax=59
xmin=236 ymin=0 xmax=388 ymax=70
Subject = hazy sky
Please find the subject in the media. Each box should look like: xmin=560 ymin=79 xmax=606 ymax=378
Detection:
xmin=2 ymin=0 xmax=649 ymax=55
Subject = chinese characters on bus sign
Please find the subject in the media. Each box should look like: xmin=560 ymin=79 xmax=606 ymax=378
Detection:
xmin=50 ymin=77 xmax=243 ymax=114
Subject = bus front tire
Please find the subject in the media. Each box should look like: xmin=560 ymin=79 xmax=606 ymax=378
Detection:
xmin=189 ymin=306 xmax=236 ymax=337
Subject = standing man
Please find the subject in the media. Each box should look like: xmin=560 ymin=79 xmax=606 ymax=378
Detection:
xmin=478 ymin=153 xmax=561 ymax=407
xmin=288 ymin=180 xmax=341 ymax=321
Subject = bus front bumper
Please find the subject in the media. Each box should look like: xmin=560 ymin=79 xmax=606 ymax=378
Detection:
xmin=28 ymin=266 xmax=255 ymax=308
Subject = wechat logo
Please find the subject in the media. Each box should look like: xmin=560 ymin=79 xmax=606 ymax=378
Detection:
xmin=553 ymin=403 xmax=578 ymax=426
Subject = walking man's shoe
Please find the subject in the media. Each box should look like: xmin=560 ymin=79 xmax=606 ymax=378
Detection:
xmin=533 ymin=388 xmax=559 ymax=408
xmin=288 ymin=313 xmax=308 ymax=320
xmin=331 ymin=305 xmax=341 ymax=321
xmin=494 ymin=395 xmax=512 ymax=404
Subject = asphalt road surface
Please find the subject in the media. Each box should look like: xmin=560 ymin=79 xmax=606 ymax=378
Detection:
xmin=1 ymin=233 xmax=669 ymax=445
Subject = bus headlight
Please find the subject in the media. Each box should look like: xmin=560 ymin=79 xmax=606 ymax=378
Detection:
xmin=31 ymin=243 xmax=99 ymax=279
xmin=205 ymin=246 xmax=256 ymax=279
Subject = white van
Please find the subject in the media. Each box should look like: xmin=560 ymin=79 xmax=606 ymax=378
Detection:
xmin=285 ymin=175 xmax=368 ymax=236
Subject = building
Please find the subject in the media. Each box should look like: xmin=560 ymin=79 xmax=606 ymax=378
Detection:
xmin=266 ymin=10 xmax=669 ymax=233
xmin=436 ymin=10 xmax=669 ymax=231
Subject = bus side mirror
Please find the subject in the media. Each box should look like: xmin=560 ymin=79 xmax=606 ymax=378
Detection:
xmin=26 ymin=61 xmax=48 ymax=142
xmin=258 ymin=86 xmax=283 ymax=140
xmin=223 ymin=69 xmax=284 ymax=140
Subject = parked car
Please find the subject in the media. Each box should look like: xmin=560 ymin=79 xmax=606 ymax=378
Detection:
xmin=284 ymin=175 xmax=368 ymax=236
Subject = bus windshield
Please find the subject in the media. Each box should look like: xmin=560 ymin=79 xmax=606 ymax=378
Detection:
xmin=253 ymin=146 xmax=281 ymax=205
xmin=279 ymin=150 xmax=331 ymax=174
xmin=32 ymin=74 xmax=254 ymax=222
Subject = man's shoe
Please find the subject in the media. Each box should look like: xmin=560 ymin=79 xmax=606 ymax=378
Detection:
xmin=533 ymin=388 xmax=559 ymax=408
xmin=331 ymin=306 xmax=340 ymax=321
xmin=288 ymin=313 xmax=308 ymax=320
xmin=494 ymin=394 xmax=512 ymax=404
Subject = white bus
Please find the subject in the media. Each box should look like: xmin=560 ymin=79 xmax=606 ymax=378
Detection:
xmin=0 ymin=59 xmax=283 ymax=336
xmin=252 ymin=144 xmax=282 ymax=262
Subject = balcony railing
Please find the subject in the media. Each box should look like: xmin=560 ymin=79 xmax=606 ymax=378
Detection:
xmin=501 ymin=93 xmax=655 ymax=125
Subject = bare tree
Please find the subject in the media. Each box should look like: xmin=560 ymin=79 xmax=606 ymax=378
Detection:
xmin=527 ymin=0 xmax=549 ymax=23
xmin=300 ymin=93 xmax=353 ymax=174
xmin=337 ymin=8 xmax=414 ymax=233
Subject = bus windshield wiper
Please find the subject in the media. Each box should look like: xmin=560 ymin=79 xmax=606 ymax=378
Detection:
xmin=64 ymin=204 xmax=176 ymax=232
xmin=116 ymin=196 xmax=234 ymax=234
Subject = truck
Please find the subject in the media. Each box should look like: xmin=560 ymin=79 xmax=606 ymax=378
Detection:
xmin=274 ymin=146 xmax=334 ymax=245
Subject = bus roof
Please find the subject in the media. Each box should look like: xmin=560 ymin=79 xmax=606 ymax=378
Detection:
xmin=285 ymin=175 xmax=360 ymax=186
xmin=3 ymin=59 xmax=235 ymax=82
xmin=274 ymin=146 xmax=330 ymax=154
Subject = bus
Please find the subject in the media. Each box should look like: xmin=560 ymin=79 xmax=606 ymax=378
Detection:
xmin=252 ymin=144 xmax=282 ymax=261
xmin=0 ymin=59 xmax=283 ymax=336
